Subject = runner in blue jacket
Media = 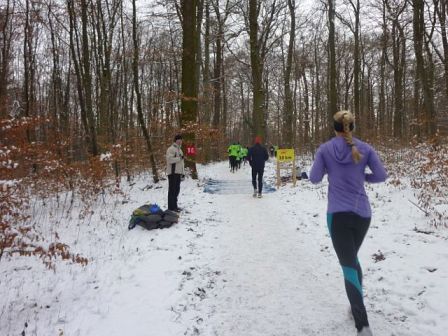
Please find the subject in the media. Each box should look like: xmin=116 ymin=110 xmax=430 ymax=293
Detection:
xmin=310 ymin=111 xmax=387 ymax=336
xmin=247 ymin=136 xmax=269 ymax=198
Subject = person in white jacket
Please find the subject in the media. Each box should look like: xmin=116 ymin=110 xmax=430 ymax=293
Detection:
xmin=166 ymin=134 xmax=185 ymax=211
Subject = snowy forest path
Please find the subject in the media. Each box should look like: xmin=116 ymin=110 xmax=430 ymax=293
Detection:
xmin=193 ymin=165 xmax=397 ymax=336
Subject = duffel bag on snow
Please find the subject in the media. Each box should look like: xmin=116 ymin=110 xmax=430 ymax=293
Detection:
xmin=158 ymin=220 xmax=174 ymax=229
xmin=128 ymin=203 xmax=164 ymax=230
xmin=162 ymin=209 xmax=179 ymax=223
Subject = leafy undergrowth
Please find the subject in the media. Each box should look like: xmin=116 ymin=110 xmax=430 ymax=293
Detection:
xmin=0 ymin=116 xmax=143 ymax=268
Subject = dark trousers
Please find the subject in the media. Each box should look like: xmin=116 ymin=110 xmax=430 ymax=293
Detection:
xmin=230 ymin=156 xmax=237 ymax=171
xmin=168 ymin=174 xmax=181 ymax=210
xmin=251 ymin=168 xmax=264 ymax=193
xmin=327 ymin=212 xmax=371 ymax=332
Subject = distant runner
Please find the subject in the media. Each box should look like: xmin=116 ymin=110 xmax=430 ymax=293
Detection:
xmin=228 ymin=142 xmax=240 ymax=173
xmin=247 ymin=136 xmax=269 ymax=198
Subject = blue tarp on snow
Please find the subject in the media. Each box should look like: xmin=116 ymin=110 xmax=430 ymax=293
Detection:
xmin=203 ymin=179 xmax=276 ymax=195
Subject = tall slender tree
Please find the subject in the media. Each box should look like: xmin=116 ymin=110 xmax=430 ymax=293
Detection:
xmin=282 ymin=0 xmax=295 ymax=147
xmin=0 ymin=0 xmax=13 ymax=118
xmin=80 ymin=0 xmax=98 ymax=155
xmin=328 ymin=0 xmax=338 ymax=138
xmin=434 ymin=0 xmax=448 ymax=101
xmin=247 ymin=0 xmax=283 ymax=139
xmin=132 ymin=0 xmax=159 ymax=183
xmin=385 ymin=0 xmax=407 ymax=138
xmin=412 ymin=0 xmax=436 ymax=136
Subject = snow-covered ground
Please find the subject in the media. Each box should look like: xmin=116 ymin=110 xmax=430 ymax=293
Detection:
xmin=1 ymin=159 xmax=447 ymax=336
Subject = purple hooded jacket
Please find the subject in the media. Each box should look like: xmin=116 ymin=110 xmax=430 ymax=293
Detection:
xmin=310 ymin=136 xmax=387 ymax=218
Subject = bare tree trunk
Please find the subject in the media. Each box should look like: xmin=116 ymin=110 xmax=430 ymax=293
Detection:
xmin=240 ymin=79 xmax=248 ymax=139
xmin=313 ymin=34 xmax=322 ymax=144
xmin=282 ymin=0 xmax=295 ymax=147
xmin=348 ymin=0 xmax=361 ymax=134
xmin=302 ymin=71 xmax=310 ymax=149
xmin=212 ymin=24 xmax=222 ymax=128
xmin=0 ymin=0 xmax=13 ymax=118
xmin=132 ymin=0 xmax=159 ymax=183
xmin=81 ymin=0 xmax=98 ymax=155
xmin=424 ymin=25 xmax=436 ymax=135
xmin=23 ymin=0 xmax=35 ymax=143
xmin=95 ymin=0 xmax=119 ymax=144
xmin=196 ymin=0 xmax=204 ymax=123
xmin=436 ymin=0 xmax=448 ymax=101
xmin=222 ymin=65 xmax=228 ymax=138
xmin=48 ymin=2 xmax=65 ymax=135
xmin=249 ymin=0 xmax=266 ymax=139
xmin=119 ymin=1 xmax=131 ymax=182
xmin=68 ymin=0 xmax=89 ymax=159
xmin=392 ymin=23 xmax=405 ymax=138
xmin=413 ymin=0 xmax=436 ymax=137
xmin=378 ymin=1 xmax=387 ymax=136
xmin=180 ymin=0 xmax=199 ymax=179
xmin=203 ymin=0 xmax=211 ymax=124
xmin=328 ymin=0 xmax=337 ymax=138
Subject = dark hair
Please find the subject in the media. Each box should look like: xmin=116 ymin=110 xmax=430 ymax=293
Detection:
xmin=174 ymin=134 xmax=183 ymax=141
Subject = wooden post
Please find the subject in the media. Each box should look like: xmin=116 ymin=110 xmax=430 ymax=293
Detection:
xmin=292 ymin=157 xmax=296 ymax=187
xmin=276 ymin=159 xmax=281 ymax=187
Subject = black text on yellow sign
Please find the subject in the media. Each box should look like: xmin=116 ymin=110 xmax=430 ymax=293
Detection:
xmin=276 ymin=149 xmax=295 ymax=162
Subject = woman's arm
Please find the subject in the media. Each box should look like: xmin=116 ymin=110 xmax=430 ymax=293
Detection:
xmin=365 ymin=148 xmax=387 ymax=183
xmin=310 ymin=146 xmax=326 ymax=184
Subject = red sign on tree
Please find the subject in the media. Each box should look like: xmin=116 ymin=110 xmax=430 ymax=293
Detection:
xmin=186 ymin=144 xmax=196 ymax=156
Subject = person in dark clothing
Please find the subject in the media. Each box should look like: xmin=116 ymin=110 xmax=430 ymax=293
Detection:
xmin=269 ymin=145 xmax=275 ymax=157
xmin=166 ymin=134 xmax=185 ymax=211
xmin=247 ymin=136 xmax=269 ymax=198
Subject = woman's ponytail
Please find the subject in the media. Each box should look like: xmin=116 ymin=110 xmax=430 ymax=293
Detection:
xmin=334 ymin=111 xmax=362 ymax=163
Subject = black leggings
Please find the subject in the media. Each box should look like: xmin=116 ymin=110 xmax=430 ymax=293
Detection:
xmin=251 ymin=168 xmax=264 ymax=193
xmin=229 ymin=156 xmax=237 ymax=171
xmin=327 ymin=212 xmax=371 ymax=331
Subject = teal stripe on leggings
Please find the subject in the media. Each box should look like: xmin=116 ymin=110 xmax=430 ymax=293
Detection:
xmin=327 ymin=213 xmax=333 ymax=234
xmin=327 ymin=213 xmax=363 ymax=295
xmin=342 ymin=266 xmax=363 ymax=295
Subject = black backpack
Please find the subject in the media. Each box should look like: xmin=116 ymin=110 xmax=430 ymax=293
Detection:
xmin=128 ymin=204 xmax=179 ymax=230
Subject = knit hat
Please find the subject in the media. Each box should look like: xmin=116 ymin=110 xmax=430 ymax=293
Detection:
xmin=254 ymin=136 xmax=262 ymax=144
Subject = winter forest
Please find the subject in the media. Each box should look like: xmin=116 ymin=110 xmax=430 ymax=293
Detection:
xmin=1 ymin=0 xmax=448 ymax=335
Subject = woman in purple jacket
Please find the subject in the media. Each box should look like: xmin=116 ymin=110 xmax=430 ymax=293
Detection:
xmin=310 ymin=111 xmax=387 ymax=336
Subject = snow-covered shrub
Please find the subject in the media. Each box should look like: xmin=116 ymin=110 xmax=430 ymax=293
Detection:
xmin=0 ymin=116 xmax=89 ymax=267
xmin=380 ymin=138 xmax=448 ymax=228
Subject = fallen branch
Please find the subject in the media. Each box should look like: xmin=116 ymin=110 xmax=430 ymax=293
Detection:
xmin=408 ymin=199 xmax=429 ymax=216
xmin=413 ymin=227 xmax=434 ymax=235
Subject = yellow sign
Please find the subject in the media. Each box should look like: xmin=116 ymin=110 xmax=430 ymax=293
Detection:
xmin=276 ymin=148 xmax=295 ymax=162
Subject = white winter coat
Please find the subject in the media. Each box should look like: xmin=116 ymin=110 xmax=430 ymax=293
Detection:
xmin=166 ymin=143 xmax=185 ymax=175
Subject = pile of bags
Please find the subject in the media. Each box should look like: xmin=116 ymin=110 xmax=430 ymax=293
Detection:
xmin=128 ymin=203 xmax=179 ymax=230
